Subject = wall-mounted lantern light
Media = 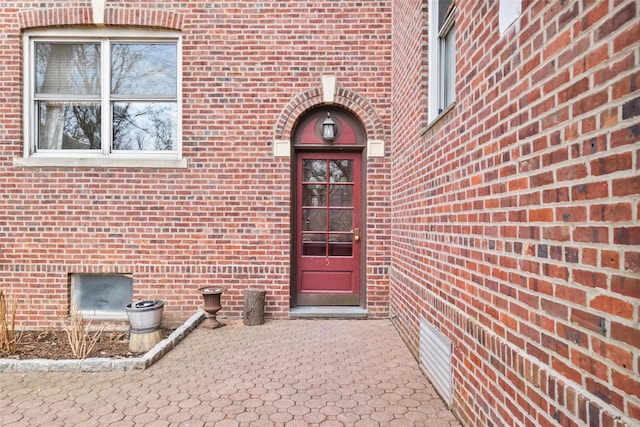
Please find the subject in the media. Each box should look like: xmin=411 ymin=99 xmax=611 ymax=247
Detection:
xmin=322 ymin=112 xmax=336 ymax=142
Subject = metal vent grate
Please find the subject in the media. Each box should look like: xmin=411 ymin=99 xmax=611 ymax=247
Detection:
xmin=419 ymin=315 xmax=453 ymax=405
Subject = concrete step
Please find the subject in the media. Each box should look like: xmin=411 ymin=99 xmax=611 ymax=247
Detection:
xmin=289 ymin=306 xmax=368 ymax=319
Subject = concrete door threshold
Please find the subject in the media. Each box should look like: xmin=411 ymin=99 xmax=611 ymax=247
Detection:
xmin=289 ymin=306 xmax=368 ymax=319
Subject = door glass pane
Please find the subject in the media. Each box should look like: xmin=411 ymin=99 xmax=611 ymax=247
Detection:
xmin=330 ymin=185 xmax=353 ymax=207
xmin=330 ymin=209 xmax=352 ymax=231
xmin=299 ymin=156 xmax=357 ymax=259
xmin=303 ymin=185 xmax=327 ymax=207
xmin=35 ymin=43 xmax=101 ymax=95
xmin=302 ymin=233 xmax=326 ymax=256
xmin=330 ymin=160 xmax=353 ymax=182
xmin=303 ymin=160 xmax=326 ymax=182
xmin=329 ymin=234 xmax=353 ymax=256
xmin=303 ymin=208 xmax=326 ymax=231
xmin=111 ymin=43 xmax=177 ymax=96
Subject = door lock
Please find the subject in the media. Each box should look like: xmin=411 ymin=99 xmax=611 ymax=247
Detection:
xmin=353 ymin=228 xmax=360 ymax=241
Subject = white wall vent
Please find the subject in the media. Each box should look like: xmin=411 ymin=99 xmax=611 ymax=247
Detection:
xmin=419 ymin=315 xmax=453 ymax=405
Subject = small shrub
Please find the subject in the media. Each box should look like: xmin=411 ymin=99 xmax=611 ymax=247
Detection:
xmin=0 ymin=290 xmax=19 ymax=356
xmin=60 ymin=304 xmax=104 ymax=359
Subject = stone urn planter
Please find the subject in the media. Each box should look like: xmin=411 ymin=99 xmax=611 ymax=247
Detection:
xmin=126 ymin=299 xmax=164 ymax=352
xmin=198 ymin=286 xmax=225 ymax=329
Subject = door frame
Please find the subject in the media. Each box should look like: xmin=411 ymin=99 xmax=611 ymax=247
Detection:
xmin=294 ymin=151 xmax=363 ymax=306
xmin=290 ymin=108 xmax=367 ymax=308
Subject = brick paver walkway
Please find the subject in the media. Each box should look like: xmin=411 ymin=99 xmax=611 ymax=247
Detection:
xmin=0 ymin=319 xmax=461 ymax=426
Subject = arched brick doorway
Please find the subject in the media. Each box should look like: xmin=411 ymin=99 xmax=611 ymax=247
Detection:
xmin=291 ymin=107 xmax=367 ymax=307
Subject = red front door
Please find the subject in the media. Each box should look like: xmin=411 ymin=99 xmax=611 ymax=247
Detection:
xmin=295 ymin=151 xmax=362 ymax=305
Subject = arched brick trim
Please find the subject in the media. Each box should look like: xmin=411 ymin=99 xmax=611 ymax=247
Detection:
xmin=18 ymin=7 xmax=182 ymax=30
xmin=104 ymin=8 xmax=183 ymax=29
xmin=274 ymin=85 xmax=386 ymax=143
xmin=18 ymin=8 xmax=93 ymax=28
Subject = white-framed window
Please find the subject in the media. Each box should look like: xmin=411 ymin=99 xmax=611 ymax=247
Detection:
xmin=21 ymin=28 xmax=185 ymax=168
xmin=428 ymin=0 xmax=456 ymax=123
xmin=499 ymin=0 xmax=522 ymax=34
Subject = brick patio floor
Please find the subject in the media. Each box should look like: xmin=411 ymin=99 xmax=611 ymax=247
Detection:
xmin=0 ymin=319 xmax=461 ymax=426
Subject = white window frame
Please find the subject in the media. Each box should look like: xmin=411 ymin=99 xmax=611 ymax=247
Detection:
xmin=428 ymin=0 xmax=456 ymax=123
xmin=19 ymin=28 xmax=186 ymax=168
xmin=499 ymin=0 xmax=522 ymax=35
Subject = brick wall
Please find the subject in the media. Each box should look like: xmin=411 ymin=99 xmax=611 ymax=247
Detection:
xmin=0 ymin=1 xmax=392 ymax=325
xmin=391 ymin=0 xmax=639 ymax=425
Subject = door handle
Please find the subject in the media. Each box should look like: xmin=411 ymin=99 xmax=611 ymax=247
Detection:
xmin=353 ymin=228 xmax=360 ymax=241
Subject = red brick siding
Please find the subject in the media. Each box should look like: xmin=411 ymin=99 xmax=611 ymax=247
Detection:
xmin=391 ymin=0 xmax=639 ymax=426
xmin=0 ymin=1 xmax=392 ymax=325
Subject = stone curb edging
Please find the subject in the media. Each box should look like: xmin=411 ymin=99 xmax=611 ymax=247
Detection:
xmin=0 ymin=310 xmax=205 ymax=373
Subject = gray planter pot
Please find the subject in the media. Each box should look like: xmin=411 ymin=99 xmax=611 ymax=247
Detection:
xmin=126 ymin=300 xmax=164 ymax=333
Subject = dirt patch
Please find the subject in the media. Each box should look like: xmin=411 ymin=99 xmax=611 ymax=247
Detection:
xmin=1 ymin=329 xmax=175 ymax=360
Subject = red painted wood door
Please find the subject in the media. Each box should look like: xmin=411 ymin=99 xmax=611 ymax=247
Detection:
xmin=295 ymin=151 xmax=362 ymax=305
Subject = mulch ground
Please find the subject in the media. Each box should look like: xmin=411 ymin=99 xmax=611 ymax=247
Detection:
xmin=1 ymin=329 xmax=174 ymax=360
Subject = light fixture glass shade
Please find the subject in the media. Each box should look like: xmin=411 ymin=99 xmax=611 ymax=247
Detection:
xmin=322 ymin=113 xmax=336 ymax=142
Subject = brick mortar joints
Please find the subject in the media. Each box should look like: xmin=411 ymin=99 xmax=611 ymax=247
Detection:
xmin=389 ymin=266 xmax=633 ymax=426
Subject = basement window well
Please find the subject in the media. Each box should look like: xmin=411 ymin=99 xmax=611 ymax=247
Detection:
xmin=71 ymin=274 xmax=133 ymax=320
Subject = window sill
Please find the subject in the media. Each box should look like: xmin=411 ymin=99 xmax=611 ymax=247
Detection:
xmin=14 ymin=156 xmax=188 ymax=169
xmin=421 ymin=102 xmax=456 ymax=136
xmin=79 ymin=312 xmax=129 ymax=322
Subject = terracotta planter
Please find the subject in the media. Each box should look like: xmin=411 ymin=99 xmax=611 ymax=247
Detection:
xmin=199 ymin=286 xmax=225 ymax=329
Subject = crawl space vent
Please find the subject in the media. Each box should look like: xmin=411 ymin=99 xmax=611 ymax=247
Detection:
xmin=419 ymin=315 xmax=453 ymax=405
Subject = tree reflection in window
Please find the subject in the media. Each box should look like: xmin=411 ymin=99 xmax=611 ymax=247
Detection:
xmin=111 ymin=44 xmax=176 ymax=96
xmin=112 ymin=103 xmax=176 ymax=151
xmin=330 ymin=160 xmax=353 ymax=182
xmin=301 ymin=158 xmax=354 ymax=257
xmin=34 ymin=41 xmax=177 ymax=152
xmin=35 ymin=43 xmax=101 ymax=150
